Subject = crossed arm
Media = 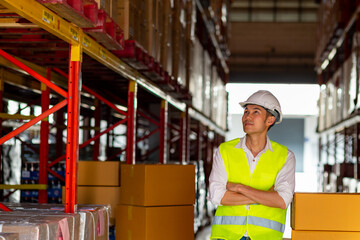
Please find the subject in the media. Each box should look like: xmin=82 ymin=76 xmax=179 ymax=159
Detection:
xmin=220 ymin=182 xmax=286 ymax=210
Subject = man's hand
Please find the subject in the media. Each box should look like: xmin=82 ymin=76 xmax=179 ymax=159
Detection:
xmin=226 ymin=182 xmax=240 ymax=192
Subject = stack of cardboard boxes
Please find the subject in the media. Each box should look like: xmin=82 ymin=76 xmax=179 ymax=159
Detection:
xmin=116 ymin=164 xmax=195 ymax=240
xmin=291 ymin=193 xmax=360 ymax=239
xmin=75 ymin=161 xmax=121 ymax=225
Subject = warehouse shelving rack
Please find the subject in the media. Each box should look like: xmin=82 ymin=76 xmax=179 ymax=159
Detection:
xmin=316 ymin=1 xmax=360 ymax=193
xmin=0 ymin=0 xmax=227 ymax=214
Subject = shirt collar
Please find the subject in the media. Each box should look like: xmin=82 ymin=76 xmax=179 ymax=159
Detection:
xmin=235 ymin=135 xmax=273 ymax=152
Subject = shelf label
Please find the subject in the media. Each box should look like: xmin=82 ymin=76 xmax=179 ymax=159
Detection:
xmin=70 ymin=27 xmax=79 ymax=42
xmin=82 ymin=37 xmax=91 ymax=48
xmin=100 ymin=48 xmax=107 ymax=60
xmin=42 ymin=10 xmax=54 ymax=25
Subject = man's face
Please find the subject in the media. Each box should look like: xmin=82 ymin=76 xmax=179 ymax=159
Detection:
xmin=242 ymin=104 xmax=275 ymax=134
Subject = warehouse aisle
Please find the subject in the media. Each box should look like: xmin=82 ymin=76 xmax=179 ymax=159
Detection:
xmin=195 ymin=225 xmax=211 ymax=240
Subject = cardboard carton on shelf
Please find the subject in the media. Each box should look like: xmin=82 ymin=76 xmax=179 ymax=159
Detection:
xmin=292 ymin=230 xmax=360 ymax=240
xmin=115 ymin=204 xmax=194 ymax=240
xmin=78 ymin=160 xmax=121 ymax=186
xmin=291 ymin=192 xmax=360 ymax=231
xmin=120 ymin=163 xmax=195 ymax=206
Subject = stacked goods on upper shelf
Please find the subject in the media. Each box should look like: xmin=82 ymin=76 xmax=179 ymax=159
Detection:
xmin=209 ymin=0 xmax=231 ymax=58
xmin=315 ymin=0 xmax=356 ymax=68
xmin=316 ymin=1 xmax=360 ymax=132
xmin=39 ymin=0 xmax=124 ymax=49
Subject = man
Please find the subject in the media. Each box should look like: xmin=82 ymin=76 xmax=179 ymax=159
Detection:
xmin=209 ymin=90 xmax=296 ymax=240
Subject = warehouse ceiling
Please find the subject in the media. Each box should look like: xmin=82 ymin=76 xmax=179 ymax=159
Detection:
xmin=228 ymin=0 xmax=319 ymax=84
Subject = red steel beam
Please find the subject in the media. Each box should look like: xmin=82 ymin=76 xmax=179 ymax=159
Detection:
xmin=82 ymin=85 xmax=127 ymax=116
xmin=137 ymin=111 xmax=160 ymax=127
xmin=0 ymin=203 xmax=11 ymax=211
xmin=137 ymin=128 xmax=159 ymax=143
xmin=159 ymin=100 xmax=168 ymax=164
xmin=106 ymin=147 xmax=126 ymax=161
xmin=0 ymin=49 xmax=67 ymax=98
xmin=0 ymin=75 xmax=3 ymax=188
xmin=126 ymin=80 xmax=137 ymax=164
xmin=55 ymin=106 xmax=65 ymax=158
xmin=38 ymin=69 xmax=51 ymax=203
xmin=0 ymin=100 xmax=67 ymax=145
xmin=49 ymin=118 xmax=127 ymax=167
xmin=47 ymin=168 xmax=65 ymax=183
xmin=168 ymin=123 xmax=180 ymax=132
xmin=53 ymin=67 xmax=127 ymax=117
xmin=64 ymin=56 xmax=81 ymax=214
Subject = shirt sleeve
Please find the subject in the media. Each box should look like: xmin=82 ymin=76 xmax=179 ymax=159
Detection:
xmin=274 ymin=149 xmax=296 ymax=208
xmin=208 ymin=148 xmax=228 ymax=206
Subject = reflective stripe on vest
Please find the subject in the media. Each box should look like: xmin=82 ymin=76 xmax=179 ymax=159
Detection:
xmin=248 ymin=216 xmax=285 ymax=233
xmin=213 ymin=215 xmax=284 ymax=233
xmin=213 ymin=216 xmax=247 ymax=226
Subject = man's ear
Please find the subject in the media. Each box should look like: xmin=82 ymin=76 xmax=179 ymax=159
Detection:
xmin=266 ymin=115 xmax=275 ymax=126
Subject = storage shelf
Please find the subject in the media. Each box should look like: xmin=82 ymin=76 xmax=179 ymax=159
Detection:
xmin=195 ymin=0 xmax=229 ymax=76
xmin=0 ymin=0 xmax=226 ymax=133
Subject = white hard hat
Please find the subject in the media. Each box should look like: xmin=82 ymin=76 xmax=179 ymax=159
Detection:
xmin=239 ymin=90 xmax=282 ymax=124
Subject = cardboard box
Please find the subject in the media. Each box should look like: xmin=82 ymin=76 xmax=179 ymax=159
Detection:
xmin=120 ymin=164 xmax=195 ymax=206
xmin=116 ymin=0 xmax=141 ymax=41
xmin=115 ymin=205 xmax=194 ymax=240
xmin=78 ymin=161 xmax=120 ymax=186
xmin=292 ymin=230 xmax=360 ymax=240
xmin=291 ymin=193 xmax=360 ymax=231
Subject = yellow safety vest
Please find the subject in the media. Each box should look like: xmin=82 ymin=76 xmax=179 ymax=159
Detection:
xmin=210 ymin=138 xmax=288 ymax=240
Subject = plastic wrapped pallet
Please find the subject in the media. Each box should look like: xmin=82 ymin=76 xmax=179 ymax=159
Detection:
xmin=0 ymin=233 xmax=19 ymax=240
xmin=172 ymin=0 xmax=187 ymax=87
xmin=342 ymin=56 xmax=352 ymax=119
xmin=3 ymin=203 xmax=110 ymax=240
xmin=318 ymin=84 xmax=327 ymax=132
xmin=0 ymin=211 xmax=80 ymax=240
xmin=210 ymin=65 xmax=219 ymax=123
xmin=189 ymin=38 xmax=204 ymax=112
xmin=203 ymin=50 xmax=212 ymax=117
xmin=159 ymin=0 xmax=173 ymax=75
xmin=325 ymin=79 xmax=335 ymax=129
xmin=333 ymin=67 xmax=344 ymax=124
xmin=215 ymin=78 xmax=226 ymax=128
